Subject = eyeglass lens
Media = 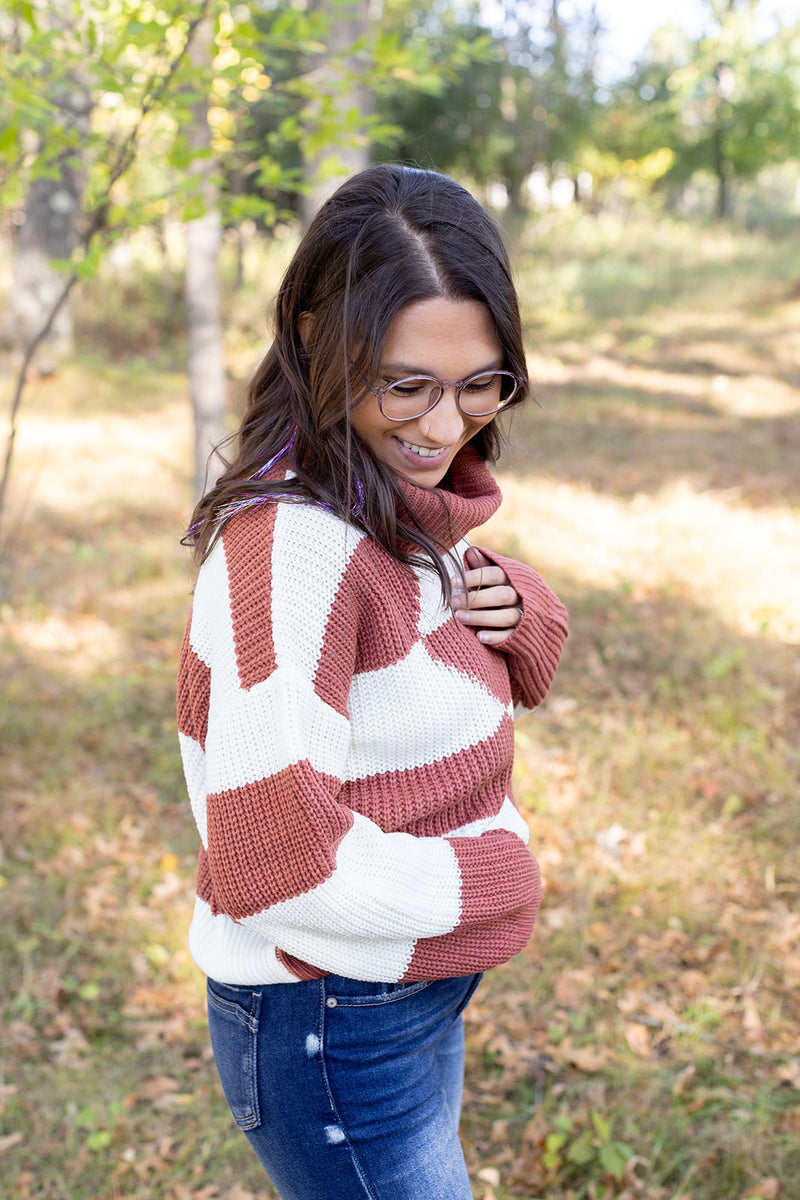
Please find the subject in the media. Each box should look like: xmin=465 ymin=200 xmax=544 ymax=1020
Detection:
xmin=380 ymin=371 xmax=517 ymax=420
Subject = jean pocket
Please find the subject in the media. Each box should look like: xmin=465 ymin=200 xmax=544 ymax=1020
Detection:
xmin=206 ymin=979 xmax=262 ymax=1131
xmin=324 ymin=977 xmax=433 ymax=1007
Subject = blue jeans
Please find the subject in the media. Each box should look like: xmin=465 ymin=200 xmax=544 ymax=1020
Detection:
xmin=206 ymin=972 xmax=483 ymax=1200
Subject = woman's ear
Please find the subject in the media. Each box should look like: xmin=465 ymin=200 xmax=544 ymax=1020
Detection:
xmin=297 ymin=311 xmax=314 ymax=349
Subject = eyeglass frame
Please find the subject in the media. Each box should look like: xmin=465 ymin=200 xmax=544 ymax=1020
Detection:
xmin=366 ymin=369 xmax=522 ymax=422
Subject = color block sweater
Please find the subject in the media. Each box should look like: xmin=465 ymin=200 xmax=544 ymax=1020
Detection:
xmin=177 ymin=446 xmax=568 ymax=986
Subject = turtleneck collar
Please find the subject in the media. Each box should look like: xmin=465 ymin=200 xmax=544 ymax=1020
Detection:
xmin=396 ymin=444 xmax=502 ymax=550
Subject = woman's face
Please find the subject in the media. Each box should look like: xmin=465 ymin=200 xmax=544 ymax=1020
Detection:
xmin=350 ymin=297 xmax=502 ymax=489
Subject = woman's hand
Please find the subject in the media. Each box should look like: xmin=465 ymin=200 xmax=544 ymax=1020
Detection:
xmin=451 ymin=546 xmax=522 ymax=646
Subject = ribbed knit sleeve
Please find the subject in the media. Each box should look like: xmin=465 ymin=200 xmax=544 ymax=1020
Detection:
xmin=469 ymin=548 xmax=569 ymax=712
xmin=178 ymin=499 xmax=543 ymax=986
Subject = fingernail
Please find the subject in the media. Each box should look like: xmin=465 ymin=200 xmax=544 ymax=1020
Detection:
xmin=455 ymin=610 xmax=470 ymax=622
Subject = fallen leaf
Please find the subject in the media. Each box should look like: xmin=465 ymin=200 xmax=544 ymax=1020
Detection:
xmin=153 ymin=1092 xmax=197 ymax=1110
xmin=743 ymin=995 xmax=763 ymax=1035
xmin=541 ymin=904 xmax=570 ymax=929
xmin=553 ymin=967 xmax=596 ymax=1005
xmin=561 ymin=1039 xmax=610 ymax=1072
xmin=8 ymin=1020 xmax=39 ymax=1049
xmin=0 ymin=1131 xmax=24 ymax=1155
xmin=774 ymin=1061 xmax=800 ymax=1089
xmin=477 ymin=1167 xmax=501 ymax=1187
xmin=624 ymin=1023 xmax=651 ymax=1057
xmin=672 ymin=1064 xmax=696 ymax=1095
xmin=596 ymin=822 xmax=628 ymax=856
xmin=743 ymin=1179 xmax=780 ymax=1199
xmin=138 ymin=1075 xmax=182 ymax=1100
xmin=678 ymin=969 xmax=708 ymax=998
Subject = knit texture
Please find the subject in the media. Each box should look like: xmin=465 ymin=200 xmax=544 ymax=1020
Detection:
xmin=177 ymin=446 xmax=568 ymax=985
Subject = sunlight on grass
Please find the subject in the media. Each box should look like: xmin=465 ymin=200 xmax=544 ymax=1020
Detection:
xmin=10 ymin=394 xmax=192 ymax=519
xmin=483 ymin=476 xmax=800 ymax=645
xmin=517 ymin=208 xmax=800 ymax=343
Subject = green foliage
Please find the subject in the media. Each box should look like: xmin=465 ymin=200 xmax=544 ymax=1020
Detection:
xmin=219 ymin=0 xmax=470 ymax=222
xmin=1 ymin=0 xmax=798 ymax=247
xmin=544 ymin=1110 xmax=633 ymax=1189
xmin=1 ymin=0 xmax=204 ymax=254
xmin=370 ymin=0 xmax=600 ymax=206
xmin=0 ymin=0 xmax=392 ymax=263
xmin=598 ymin=2 xmax=800 ymax=215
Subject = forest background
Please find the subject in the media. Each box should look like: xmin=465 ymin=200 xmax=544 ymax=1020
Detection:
xmin=0 ymin=1 xmax=798 ymax=1198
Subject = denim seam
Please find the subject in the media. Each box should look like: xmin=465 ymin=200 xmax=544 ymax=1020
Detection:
xmin=333 ymin=986 xmax=434 ymax=1009
xmin=206 ymin=982 xmax=262 ymax=1130
xmin=454 ymin=972 xmax=483 ymax=1018
xmin=317 ymin=979 xmax=381 ymax=1200
xmin=245 ymin=989 xmax=262 ymax=1129
xmin=206 ymin=991 xmax=260 ymax=1035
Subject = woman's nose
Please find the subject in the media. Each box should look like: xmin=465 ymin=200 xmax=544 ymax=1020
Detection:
xmin=420 ymin=387 xmax=467 ymax=443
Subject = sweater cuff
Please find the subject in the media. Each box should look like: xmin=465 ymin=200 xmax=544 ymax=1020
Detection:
xmin=473 ymin=548 xmax=568 ymax=709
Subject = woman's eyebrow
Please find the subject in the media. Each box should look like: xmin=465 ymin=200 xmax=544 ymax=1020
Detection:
xmin=378 ymin=358 xmax=504 ymax=375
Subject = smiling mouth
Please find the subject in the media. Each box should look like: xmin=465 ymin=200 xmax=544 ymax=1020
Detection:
xmin=397 ymin=437 xmax=447 ymax=459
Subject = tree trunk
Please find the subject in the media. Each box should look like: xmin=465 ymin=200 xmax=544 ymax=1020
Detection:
xmin=185 ymin=16 xmax=228 ymax=500
xmin=712 ymin=123 xmax=731 ymax=219
xmin=7 ymin=89 xmax=90 ymax=370
xmin=300 ymin=0 xmax=372 ymax=228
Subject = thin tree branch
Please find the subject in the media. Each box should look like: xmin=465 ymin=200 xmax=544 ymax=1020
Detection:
xmin=0 ymin=270 xmax=79 ymax=523
xmin=0 ymin=0 xmax=213 ymax=540
xmin=106 ymin=0 xmax=213 ymax=192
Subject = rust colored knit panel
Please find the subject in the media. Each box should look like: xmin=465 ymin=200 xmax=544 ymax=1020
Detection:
xmin=177 ymin=447 xmax=568 ymax=985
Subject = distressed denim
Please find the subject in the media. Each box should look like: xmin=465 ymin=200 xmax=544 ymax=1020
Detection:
xmin=206 ymin=971 xmax=483 ymax=1200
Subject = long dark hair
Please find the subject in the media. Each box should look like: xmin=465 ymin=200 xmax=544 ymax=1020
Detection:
xmin=185 ymin=165 xmax=529 ymax=594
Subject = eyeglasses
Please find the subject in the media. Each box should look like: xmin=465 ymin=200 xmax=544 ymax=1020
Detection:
xmin=369 ymin=370 xmax=521 ymax=422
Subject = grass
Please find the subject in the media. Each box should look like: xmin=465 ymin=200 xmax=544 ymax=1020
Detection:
xmin=1 ymin=206 xmax=799 ymax=1199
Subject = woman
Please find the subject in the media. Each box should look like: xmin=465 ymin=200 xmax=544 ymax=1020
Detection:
xmin=178 ymin=164 xmax=568 ymax=1200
